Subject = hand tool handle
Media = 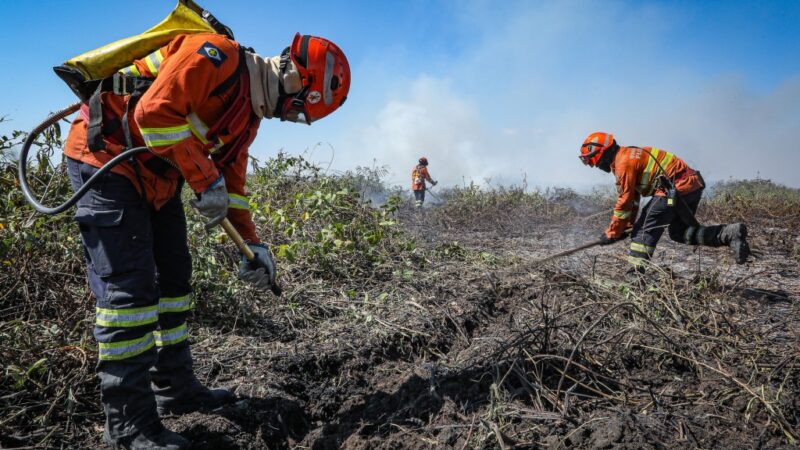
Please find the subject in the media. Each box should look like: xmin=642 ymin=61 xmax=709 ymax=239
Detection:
xmin=534 ymin=230 xmax=632 ymax=265
xmin=220 ymin=218 xmax=282 ymax=296
xmin=221 ymin=218 xmax=254 ymax=258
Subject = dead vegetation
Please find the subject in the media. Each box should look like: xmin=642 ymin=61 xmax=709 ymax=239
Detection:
xmin=2 ymin=131 xmax=799 ymax=449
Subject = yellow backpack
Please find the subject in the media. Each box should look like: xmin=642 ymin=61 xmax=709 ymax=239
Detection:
xmin=54 ymin=0 xmax=233 ymax=102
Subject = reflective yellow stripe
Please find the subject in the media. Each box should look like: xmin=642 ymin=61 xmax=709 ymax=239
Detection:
xmin=96 ymin=305 xmax=158 ymax=328
xmin=640 ymin=149 xmax=659 ymax=195
xmin=187 ymin=113 xmax=225 ymax=153
xmin=187 ymin=113 xmax=210 ymax=144
xmin=630 ymin=242 xmax=655 ymax=255
xmin=696 ymin=226 xmax=707 ymax=245
xmin=98 ymin=333 xmax=154 ymax=361
xmin=119 ymin=65 xmax=141 ymax=76
xmin=158 ymin=295 xmax=193 ymax=314
xmin=660 ymin=152 xmax=674 ymax=174
xmin=229 ymin=194 xmax=250 ymax=210
xmin=684 ymin=226 xmax=696 ymax=244
xmin=613 ymin=210 xmax=632 ymax=219
xmin=210 ymin=138 xmax=225 ymax=154
xmin=140 ymin=124 xmax=192 ymax=148
xmin=154 ymin=323 xmax=188 ymax=347
xmin=628 ymin=255 xmax=648 ymax=267
xmin=640 ymin=148 xmax=676 ymax=196
xmin=144 ymin=49 xmax=164 ymax=76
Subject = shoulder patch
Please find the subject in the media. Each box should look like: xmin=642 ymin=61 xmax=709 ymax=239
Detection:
xmin=197 ymin=41 xmax=227 ymax=68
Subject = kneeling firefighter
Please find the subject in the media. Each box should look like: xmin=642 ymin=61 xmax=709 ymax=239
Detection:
xmin=27 ymin=3 xmax=350 ymax=449
xmin=579 ymin=132 xmax=750 ymax=269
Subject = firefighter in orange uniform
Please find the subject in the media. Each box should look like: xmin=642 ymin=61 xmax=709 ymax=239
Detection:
xmin=579 ymin=132 xmax=749 ymax=269
xmin=64 ymin=32 xmax=349 ymax=449
xmin=411 ymin=157 xmax=437 ymax=208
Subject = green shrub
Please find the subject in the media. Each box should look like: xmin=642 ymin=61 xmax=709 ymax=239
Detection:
xmin=702 ymin=178 xmax=800 ymax=225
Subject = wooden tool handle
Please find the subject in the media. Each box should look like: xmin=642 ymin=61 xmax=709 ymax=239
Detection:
xmin=220 ymin=218 xmax=254 ymax=260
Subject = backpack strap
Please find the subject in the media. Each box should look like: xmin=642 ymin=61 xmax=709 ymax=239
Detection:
xmin=209 ymin=50 xmax=244 ymax=98
xmin=205 ymin=46 xmax=258 ymax=168
xmin=86 ymin=73 xmax=153 ymax=151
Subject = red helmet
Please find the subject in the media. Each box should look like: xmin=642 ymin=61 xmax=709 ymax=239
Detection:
xmin=418 ymin=157 xmax=429 ymax=166
xmin=279 ymin=33 xmax=351 ymax=125
xmin=579 ymin=132 xmax=615 ymax=167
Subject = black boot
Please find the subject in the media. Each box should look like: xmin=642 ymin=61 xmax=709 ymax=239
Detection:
xmin=103 ymin=424 xmax=189 ymax=450
xmin=717 ymin=223 xmax=750 ymax=264
xmin=151 ymin=343 xmax=235 ymax=416
xmin=99 ymin=352 xmax=188 ymax=449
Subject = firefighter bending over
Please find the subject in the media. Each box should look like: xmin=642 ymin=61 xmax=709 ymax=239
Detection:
xmin=63 ymin=32 xmax=349 ymax=449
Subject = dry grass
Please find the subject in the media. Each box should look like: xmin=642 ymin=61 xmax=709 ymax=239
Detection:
xmin=2 ymin=135 xmax=798 ymax=448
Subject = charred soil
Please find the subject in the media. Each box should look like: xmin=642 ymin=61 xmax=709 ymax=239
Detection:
xmin=2 ymin=150 xmax=799 ymax=450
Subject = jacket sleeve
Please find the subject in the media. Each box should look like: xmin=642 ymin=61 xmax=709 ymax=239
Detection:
xmin=422 ymin=167 xmax=434 ymax=183
xmin=132 ymin=36 xmax=237 ymax=193
xmin=221 ymin=142 xmax=260 ymax=244
xmin=605 ymin=163 xmax=639 ymax=239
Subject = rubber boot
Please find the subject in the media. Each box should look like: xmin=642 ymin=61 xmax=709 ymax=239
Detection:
xmin=99 ymin=352 xmax=188 ymax=450
xmin=103 ymin=425 xmax=189 ymax=450
xmin=717 ymin=223 xmax=750 ymax=264
xmin=151 ymin=343 xmax=235 ymax=416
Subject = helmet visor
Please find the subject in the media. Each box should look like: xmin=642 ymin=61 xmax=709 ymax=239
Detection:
xmin=579 ymin=143 xmax=602 ymax=166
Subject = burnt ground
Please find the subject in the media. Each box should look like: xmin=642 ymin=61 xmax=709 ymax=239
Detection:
xmin=59 ymin=203 xmax=799 ymax=450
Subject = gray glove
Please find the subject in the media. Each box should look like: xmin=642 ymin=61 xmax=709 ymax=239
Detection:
xmin=190 ymin=176 xmax=229 ymax=229
xmin=239 ymin=243 xmax=276 ymax=290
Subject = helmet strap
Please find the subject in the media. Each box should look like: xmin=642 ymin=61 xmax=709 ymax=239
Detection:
xmin=279 ymin=46 xmax=291 ymax=73
xmin=272 ymin=47 xmax=291 ymax=118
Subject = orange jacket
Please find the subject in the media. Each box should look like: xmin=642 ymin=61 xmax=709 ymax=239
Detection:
xmin=411 ymin=165 xmax=433 ymax=190
xmin=605 ymin=146 xmax=704 ymax=239
xmin=64 ymin=33 xmax=260 ymax=243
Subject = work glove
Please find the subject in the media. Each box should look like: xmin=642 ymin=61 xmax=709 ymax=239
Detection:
xmin=599 ymin=228 xmax=632 ymax=245
xmin=432 ymin=180 xmax=438 ymax=186
xmin=190 ymin=176 xmax=229 ymax=229
xmin=598 ymin=232 xmax=620 ymax=246
xmin=239 ymin=243 xmax=276 ymax=291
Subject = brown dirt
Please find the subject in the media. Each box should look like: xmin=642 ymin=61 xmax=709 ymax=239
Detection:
xmin=52 ymin=203 xmax=799 ymax=450
xmin=3 ymin=187 xmax=798 ymax=450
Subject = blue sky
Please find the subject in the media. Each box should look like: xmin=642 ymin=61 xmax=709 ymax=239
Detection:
xmin=2 ymin=0 xmax=799 ymax=188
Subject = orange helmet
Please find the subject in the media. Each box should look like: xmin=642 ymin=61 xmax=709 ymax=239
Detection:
xmin=279 ymin=33 xmax=351 ymax=125
xmin=419 ymin=157 xmax=429 ymax=166
xmin=579 ymin=132 xmax=615 ymax=167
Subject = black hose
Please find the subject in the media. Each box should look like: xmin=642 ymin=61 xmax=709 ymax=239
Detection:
xmin=18 ymin=103 xmax=149 ymax=215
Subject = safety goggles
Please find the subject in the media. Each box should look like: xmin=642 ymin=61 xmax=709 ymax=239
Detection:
xmin=579 ymin=142 xmax=603 ymax=166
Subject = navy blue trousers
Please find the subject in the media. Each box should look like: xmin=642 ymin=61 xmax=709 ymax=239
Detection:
xmin=628 ymin=188 xmax=724 ymax=264
xmin=67 ymin=157 xmax=193 ymax=439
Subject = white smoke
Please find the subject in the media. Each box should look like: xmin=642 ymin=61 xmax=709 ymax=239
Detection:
xmin=355 ymin=76 xmax=490 ymax=187
xmin=253 ymin=0 xmax=800 ymax=189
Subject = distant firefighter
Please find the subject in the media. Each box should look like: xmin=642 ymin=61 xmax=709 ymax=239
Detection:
xmin=411 ymin=157 xmax=438 ymax=208
xmin=579 ymin=132 xmax=750 ymax=270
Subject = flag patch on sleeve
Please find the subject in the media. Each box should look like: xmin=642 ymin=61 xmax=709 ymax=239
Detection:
xmin=197 ymin=42 xmax=227 ymax=67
